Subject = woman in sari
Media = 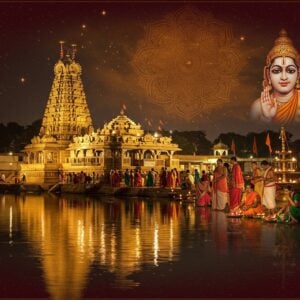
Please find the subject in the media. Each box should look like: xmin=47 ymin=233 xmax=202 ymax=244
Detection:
xmin=276 ymin=185 xmax=300 ymax=224
xmin=195 ymin=178 xmax=211 ymax=207
xmin=233 ymin=184 xmax=264 ymax=216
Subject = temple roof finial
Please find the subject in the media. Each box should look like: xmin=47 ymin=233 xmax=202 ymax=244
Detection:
xmin=71 ymin=44 xmax=77 ymax=61
xmin=59 ymin=41 xmax=65 ymax=60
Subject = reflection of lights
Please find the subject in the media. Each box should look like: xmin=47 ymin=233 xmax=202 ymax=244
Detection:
xmin=9 ymin=205 xmax=12 ymax=239
xmin=77 ymin=220 xmax=85 ymax=254
xmin=8 ymin=151 xmax=13 ymax=155
xmin=111 ymin=225 xmax=116 ymax=267
xmin=153 ymin=222 xmax=159 ymax=266
xmin=169 ymin=219 xmax=173 ymax=260
xmin=100 ymin=223 xmax=106 ymax=264
xmin=135 ymin=227 xmax=141 ymax=259
xmin=41 ymin=213 xmax=44 ymax=238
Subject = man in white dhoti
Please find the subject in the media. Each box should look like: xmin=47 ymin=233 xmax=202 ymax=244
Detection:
xmin=261 ymin=160 xmax=276 ymax=215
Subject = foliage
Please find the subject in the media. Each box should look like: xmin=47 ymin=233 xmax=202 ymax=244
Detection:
xmin=0 ymin=119 xmax=41 ymax=152
xmin=0 ymin=121 xmax=299 ymax=160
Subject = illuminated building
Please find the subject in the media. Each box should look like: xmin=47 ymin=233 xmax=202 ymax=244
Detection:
xmin=273 ymin=126 xmax=299 ymax=185
xmin=63 ymin=110 xmax=181 ymax=176
xmin=20 ymin=45 xmax=181 ymax=184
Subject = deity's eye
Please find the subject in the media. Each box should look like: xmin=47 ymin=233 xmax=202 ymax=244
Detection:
xmin=271 ymin=68 xmax=281 ymax=74
xmin=286 ymin=67 xmax=297 ymax=74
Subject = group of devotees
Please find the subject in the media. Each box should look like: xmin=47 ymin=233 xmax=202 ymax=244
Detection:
xmin=195 ymin=156 xmax=300 ymax=224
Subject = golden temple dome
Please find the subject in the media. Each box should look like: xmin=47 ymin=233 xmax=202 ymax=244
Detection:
xmin=101 ymin=111 xmax=144 ymax=136
xmin=213 ymin=142 xmax=229 ymax=150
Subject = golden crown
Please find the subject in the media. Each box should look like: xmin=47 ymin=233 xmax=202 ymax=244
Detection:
xmin=266 ymin=29 xmax=299 ymax=65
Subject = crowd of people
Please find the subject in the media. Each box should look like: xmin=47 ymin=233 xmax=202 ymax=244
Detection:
xmin=57 ymin=156 xmax=299 ymax=224
xmin=208 ymin=156 xmax=300 ymax=224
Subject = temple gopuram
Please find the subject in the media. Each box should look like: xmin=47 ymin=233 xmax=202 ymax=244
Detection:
xmin=21 ymin=44 xmax=181 ymax=184
xmin=20 ymin=43 xmax=94 ymax=184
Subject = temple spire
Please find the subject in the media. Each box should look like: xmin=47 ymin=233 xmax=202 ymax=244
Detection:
xmin=40 ymin=45 xmax=93 ymax=141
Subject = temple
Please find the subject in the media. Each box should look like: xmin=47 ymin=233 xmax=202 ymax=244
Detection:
xmin=20 ymin=43 xmax=94 ymax=184
xmin=21 ymin=44 xmax=181 ymax=184
xmin=63 ymin=110 xmax=181 ymax=176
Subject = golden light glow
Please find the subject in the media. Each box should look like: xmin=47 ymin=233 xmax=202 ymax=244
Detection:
xmin=0 ymin=195 xmax=185 ymax=298
xmin=132 ymin=7 xmax=245 ymax=119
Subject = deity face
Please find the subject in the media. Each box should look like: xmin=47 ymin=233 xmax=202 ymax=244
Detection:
xmin=268 ymin=57 xmax=298 ymax=95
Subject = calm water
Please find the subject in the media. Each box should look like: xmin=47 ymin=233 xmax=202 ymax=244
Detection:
xmin=0 ymin=193 xmax=300 ymax=299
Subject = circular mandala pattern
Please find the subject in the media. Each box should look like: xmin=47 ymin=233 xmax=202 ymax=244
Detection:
xmin=132 ymin=7 xmax=245 ymax=120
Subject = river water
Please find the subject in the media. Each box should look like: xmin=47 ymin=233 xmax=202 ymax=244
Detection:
xmin=0 ymin=193 xmax=299 ymax=299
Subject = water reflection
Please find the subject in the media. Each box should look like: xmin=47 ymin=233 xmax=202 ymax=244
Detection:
xmin=0 ymin=195 xmax=183 ymax=299
xmin=0 ymin=194 xmax=300 ymax=298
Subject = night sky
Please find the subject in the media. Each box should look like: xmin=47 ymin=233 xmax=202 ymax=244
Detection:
xmin=1 ymin=1 xmax=300 ymax=141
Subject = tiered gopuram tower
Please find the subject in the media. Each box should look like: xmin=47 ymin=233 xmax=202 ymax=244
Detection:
xmin=21 ymin=42 xmax=93 ymax=184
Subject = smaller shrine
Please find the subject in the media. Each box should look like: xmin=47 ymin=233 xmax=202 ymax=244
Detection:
xmin=274 ymin=126 xmax=299 ymax=185
xmin=213 ymin=141 xmax=229 ymax=157
xmin=63 ymin=110 xmax=181 ymax=175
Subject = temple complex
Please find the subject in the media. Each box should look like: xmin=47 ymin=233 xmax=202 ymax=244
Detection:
xmin=21 ymin=44 xmax=181 ymax=184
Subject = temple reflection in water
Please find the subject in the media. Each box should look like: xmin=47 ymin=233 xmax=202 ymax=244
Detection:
xmin=0 ymin=194 xmax=187 ymax=299
xmin=1 ymin=194 xmax=300 ymax=298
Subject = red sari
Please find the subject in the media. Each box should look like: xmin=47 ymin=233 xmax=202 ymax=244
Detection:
xmin=196 ymin=181 xmax=211 ymax=206
xmin=229 ymin=163 xmax=244 ymax=210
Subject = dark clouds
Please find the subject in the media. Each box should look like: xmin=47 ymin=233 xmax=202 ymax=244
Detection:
xmin=0 ymin=2 xmax=300 ymax=140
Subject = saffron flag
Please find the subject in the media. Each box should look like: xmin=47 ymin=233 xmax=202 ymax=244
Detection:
xmin=252 ymin=136 xmax=258 ymax=156
xmin=231 ymin=139 xmax=236 ymax=155
xmin=265 ymin=132 xmax=272 ymax=154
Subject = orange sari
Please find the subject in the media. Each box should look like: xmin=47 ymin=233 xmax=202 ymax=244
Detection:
xmin=273 ymin=90 xmax=298 ymax=124
xmin=243 ymin=191 xmax=264 ymax=216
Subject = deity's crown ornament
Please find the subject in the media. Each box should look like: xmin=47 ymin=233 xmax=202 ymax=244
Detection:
xmin=266 ymin=29 xmax=300 ymax=65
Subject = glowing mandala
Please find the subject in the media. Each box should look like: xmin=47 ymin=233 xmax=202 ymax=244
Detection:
xmin=132 ymin=7 xmax=245 ymax=120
